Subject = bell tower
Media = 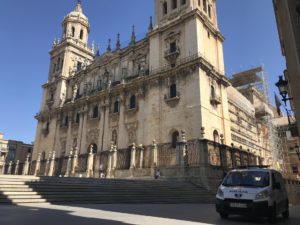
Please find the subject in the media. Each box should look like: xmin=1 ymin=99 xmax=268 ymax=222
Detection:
xmin=150 ymin=0 xmax=231 ymax=145
xmin=42 ymin=1 xmax=94 ymax=111
xmin=150 ymin=0 xmax=224 ymax=74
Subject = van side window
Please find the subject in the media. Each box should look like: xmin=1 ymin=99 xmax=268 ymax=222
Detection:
xmin=272 ymin=172 xmax=276 ymax=188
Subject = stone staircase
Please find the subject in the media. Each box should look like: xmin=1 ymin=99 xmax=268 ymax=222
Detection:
xmin=0 ymin=175 xmax=215 ymax=204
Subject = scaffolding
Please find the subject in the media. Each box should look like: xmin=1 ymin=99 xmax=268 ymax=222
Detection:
xmin=230 ymin=66 xmax=284 ymax=171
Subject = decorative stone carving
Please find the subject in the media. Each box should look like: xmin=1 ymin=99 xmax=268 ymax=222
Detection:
xmin=86 ymin=128 xmax=100 ymax=145
xmin=125 ymin=122 xmax=138 ymax=145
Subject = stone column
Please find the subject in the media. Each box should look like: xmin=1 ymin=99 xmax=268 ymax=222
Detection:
xmin=130 ymin=143 xmax=136 ymax=169
xmin=44 ymin=152 xmax=51 ymax=176
xmin=177 ymin=130 xmax=187 ymax=167
xmin=107 ymin=142 xmax=114 ymax=178
xmin=65 ymin=149 xmax=73 ymax=177
xmin=34 ymin=153 xmax=41 ymax=176
xmin=48 ymin=151 xmax=56 ymax=176
xmin=220 ymin=146 xmax=228 ymax=169
xmin=102 ymin=101 xmax=110 ymax=151
xmin=71 ymin=148 xmax=78 ymax=177
xmin=22 ymin=154 xmax=30 ymax=175
xmin=65 ymin=113 xmax=73 ymax=156
xmin=152 ymin=140 xmax=158 ymax=167
xmin=7 ymin=161 xmax=13 ymax=175
xmin=117 ymin=94 xmax=126 ymax=149
xmin=112 ymin=145 xmax=117 ymax=170
xmin=14 ymin=160 xmax=20 ymax=175
xmin=139 ymin=145 xmax=144 ymax=168
xmin=86 ymin=146 xmax=94 ymax=178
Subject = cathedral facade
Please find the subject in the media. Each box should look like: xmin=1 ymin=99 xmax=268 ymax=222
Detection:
xmin=32 ymin=0 xmax=271 ymax=182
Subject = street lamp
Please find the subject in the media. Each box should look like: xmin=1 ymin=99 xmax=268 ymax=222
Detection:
xmin=275 ymin=75 xmax=294 ymax=125
xmin=275 ymin=75 xmax=293 ymax=105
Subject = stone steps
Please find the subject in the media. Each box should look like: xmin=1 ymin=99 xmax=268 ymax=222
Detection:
xmin=0 ymin=175 xmax=215 ymax=204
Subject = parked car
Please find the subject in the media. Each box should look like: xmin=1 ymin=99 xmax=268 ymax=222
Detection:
xmin=215 ymin=166 xmax=289 ymax=222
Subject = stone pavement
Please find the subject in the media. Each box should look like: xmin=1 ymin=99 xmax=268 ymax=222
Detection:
xmin=0 ymin=203 xmax=299 ymax=225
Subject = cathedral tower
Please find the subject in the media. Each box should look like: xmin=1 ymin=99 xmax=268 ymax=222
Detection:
xmin=41 ymin=1 xmax=94 ymax=111
xmin=33 ymin=1 xmax=94 ymax=159
xmin=149 ymin=0 xmax=231 ymax=144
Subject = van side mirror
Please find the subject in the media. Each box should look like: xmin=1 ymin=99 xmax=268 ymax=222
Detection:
xmin=274 ymin=182 xmax=281 ymax=190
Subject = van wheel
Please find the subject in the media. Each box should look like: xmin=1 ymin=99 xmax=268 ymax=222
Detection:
xmin=282 ymin=200 xmax=289 ymax=219
xmin=220 ymin=212 xmax=228 ymax=219
xmin=268 ymin=204 xmax=277 ymax=224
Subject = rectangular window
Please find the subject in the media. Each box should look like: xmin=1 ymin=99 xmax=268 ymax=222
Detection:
xmin=77 ymin=62 xmax=82 ymax=71
xmin=203 ymin=0 xmax=207 ymax=12
xmin=292 ymin=165 xmax=298 ymax=174
xmin=208 ymin=5 xmax=212 ymax=18
xmin=170 ymin=42 xmax=177 ymax=53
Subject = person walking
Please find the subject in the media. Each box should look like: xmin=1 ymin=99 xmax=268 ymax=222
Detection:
xmin=154 ymin=169 xmax=160 ymax=179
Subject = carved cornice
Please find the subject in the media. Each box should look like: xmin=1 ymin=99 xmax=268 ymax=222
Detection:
xmin=36 ymin=51 xmax=229 ymax=121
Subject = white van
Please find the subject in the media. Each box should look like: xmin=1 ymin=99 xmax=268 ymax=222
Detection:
xmin=215 ymin=166 xmax=289 ymax=222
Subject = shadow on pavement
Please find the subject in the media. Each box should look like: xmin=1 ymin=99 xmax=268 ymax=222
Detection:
xmin=0 ymin=204 xmax=131 ymax=225
xmin=0 ymin=191 xmax=14 ymax=205
xmin=63 ymin=204 xmax=297 ymax=225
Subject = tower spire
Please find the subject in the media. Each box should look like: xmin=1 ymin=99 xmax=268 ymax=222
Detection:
xmin=116 ymin=33 xmax=121 ymax=50
xmin=107 ymin=39 xmax=112 ymax=52
xmin=75 ymin=0 xmax=83 ymax=13
xmin=148 ymin=16 xmax=153 ymax=32
xmin=130 ymin=25 xmax=136 ymax=46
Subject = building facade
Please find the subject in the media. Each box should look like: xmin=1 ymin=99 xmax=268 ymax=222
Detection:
xmin=273 ymin=0 xmax=300 ymax=138
xmin=0 ymin=133 xmax=8 ymax=174
xmin=275 ymin=117 xmax=300 ymax=180
xmin=32 ymin=1 xmax=272 ymax=181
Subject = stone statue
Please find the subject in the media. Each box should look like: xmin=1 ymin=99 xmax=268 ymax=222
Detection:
xmin=60 ymin=93 xmax=66 ymax=107
xmin=72 ymin=84 xmax=78 ymax=102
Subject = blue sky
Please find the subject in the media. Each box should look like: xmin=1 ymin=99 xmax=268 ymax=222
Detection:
xmin=0 ymin=0 xmax=285 ymax=144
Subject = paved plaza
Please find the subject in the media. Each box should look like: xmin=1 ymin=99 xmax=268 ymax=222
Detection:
xmin=0 ymin=203 xmax=299 ymax=225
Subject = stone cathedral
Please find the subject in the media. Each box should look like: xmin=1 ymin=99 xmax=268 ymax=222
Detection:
xmin=32 ymin=0 xmax=274 ymax=185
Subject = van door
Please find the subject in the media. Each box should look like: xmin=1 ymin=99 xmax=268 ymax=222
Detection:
xmin=275 ymin=172 xmax=287 ymax=213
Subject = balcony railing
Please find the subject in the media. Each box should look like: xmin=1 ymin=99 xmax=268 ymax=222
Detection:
xmin=164 ymin=48 xmax=180 ymax=58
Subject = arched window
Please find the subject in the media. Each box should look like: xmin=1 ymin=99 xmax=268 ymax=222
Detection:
xmin=163 ymin=2 xmax=168 ymax=15
xmin=80 ymin=29 xmax=84 ymax=40
xmin=203 ymin=0 xmax=207 ymax=12
xmin=211 ymin=86 xmax=215 ymax=98
xmin=181 ymin=0 xmax=186 ymax=5
xmin=89 ymin=143 xmax=98 ymax=154
xmin=72 ymin=27 xmax=75 ymax=37
xmin=129 ymin=95 xmax=136 ymax=109
xmin=112 ymin=130 xmax=118 ymax=145
xmin=170 ymin=84 xmax=177 ymax=98
xmin=113 ymin=101 xmax=119 ymax=113
xmin=172 ymin=131 xmax=179 ymax=148
xmin=172 ymin=0 xmax=177 ymax=9
xmin=213 ymin=130 xmax=219 ymax=143
xmin=92 ymin=106 xmax=99 ymax=118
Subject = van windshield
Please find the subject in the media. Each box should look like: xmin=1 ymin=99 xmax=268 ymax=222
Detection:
xmin=223 ymin=171 xmax=270 ymax=188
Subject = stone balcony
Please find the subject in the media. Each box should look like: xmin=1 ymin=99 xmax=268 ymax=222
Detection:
xmin=210 ymin=94 xmax=221 ymax=105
